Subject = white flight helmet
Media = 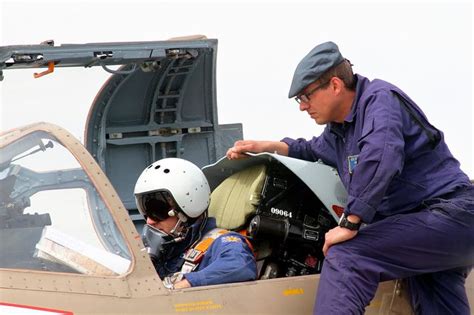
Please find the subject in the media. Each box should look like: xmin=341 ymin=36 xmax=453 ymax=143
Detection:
xmin=134 ymin=158 xmax=211 ymax=219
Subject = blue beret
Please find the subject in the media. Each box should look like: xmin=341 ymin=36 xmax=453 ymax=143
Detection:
xmin=288 ymin=41 xmax=345 ymax=98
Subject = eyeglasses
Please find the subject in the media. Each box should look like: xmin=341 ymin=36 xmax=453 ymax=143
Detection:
xmin=295 ymin=80 xmax=330 ymax=104
xmin=139 ymin=191 xmax=176 ymax=222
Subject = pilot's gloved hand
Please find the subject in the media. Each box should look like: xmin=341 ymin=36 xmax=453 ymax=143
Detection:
xmin=163 ymin=272 xmax=189 ymax=289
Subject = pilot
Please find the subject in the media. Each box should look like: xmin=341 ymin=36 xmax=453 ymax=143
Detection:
xmin=134 ymin=158 xmax=257 ymax=289
xmin=227 ymin=42 xmax=474 ymax=314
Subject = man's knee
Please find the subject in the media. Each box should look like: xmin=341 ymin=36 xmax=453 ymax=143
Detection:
xmin=324 ymin=242 xmax=357 ymax=270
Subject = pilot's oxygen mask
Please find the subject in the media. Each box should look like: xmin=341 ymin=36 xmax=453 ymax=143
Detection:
xmin=139 ymin=191 xmax=189 ymax=263
xmin=142 ymin=224 xmax=179 ymax=263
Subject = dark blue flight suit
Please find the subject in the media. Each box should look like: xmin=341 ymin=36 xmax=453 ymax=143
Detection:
xmin=282 ymin=74 xmax=474 ymax=314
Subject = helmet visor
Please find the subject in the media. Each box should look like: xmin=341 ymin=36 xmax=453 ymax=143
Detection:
xmin=138 ymin=191 xmax=177 ymax=222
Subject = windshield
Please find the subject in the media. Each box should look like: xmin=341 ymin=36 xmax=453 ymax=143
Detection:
xmin=0 ymin=131 xmax=131 ymax=275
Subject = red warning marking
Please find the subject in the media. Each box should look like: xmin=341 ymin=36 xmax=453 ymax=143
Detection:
xmin=0 ymin=302 xmax=74 ymax=314
xmin=332 ymin=205 xmax=344 ymax=217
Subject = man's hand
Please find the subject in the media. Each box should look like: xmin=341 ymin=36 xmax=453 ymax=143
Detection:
xmin=226 ymin=140 xmax=289 ymax=160
xmin=226 ymin=140 xmax=256 ymax=160
xmin=173 ymin=278 xmax=191 ymax=289
xmin=323 ymin=226 xmax=358 ymax=256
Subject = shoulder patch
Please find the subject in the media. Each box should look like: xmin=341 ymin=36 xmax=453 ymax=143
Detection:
xmin=221 ymin=235 xmax=242 ymax=243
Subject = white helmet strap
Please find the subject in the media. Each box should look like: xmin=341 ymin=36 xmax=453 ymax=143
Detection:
xmin=169 ymin=211 xmax=190 ymax=236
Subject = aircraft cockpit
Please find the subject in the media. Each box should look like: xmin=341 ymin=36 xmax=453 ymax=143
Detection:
xmin=0 ymin=123 xmax=347 ymax=284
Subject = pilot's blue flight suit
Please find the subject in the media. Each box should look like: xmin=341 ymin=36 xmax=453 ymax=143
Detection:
xmin=283 ymin=74 xmax=474 ymax=314
xmin=156 ymin=217 xmax=257 ymax=287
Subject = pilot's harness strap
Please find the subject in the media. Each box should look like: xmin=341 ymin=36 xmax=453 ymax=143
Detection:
xmin=163 ymin=228 xmax=254 ymax=289
xmin=181 ymin=228 xmax=229 ymax=274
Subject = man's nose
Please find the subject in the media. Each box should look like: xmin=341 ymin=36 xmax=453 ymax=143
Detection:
xmin=299 ymin=102 xmax=309 ymax=111
xmin=146 ymin=216 xmax=157 ymax=226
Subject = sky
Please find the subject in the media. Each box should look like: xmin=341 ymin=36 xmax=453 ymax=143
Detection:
xmin=0 ymin=0 xmax=473 ymax=177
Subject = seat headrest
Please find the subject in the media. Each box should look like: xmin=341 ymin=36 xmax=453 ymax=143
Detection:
xmin=208 ymin=164 xmax=267 ymax=230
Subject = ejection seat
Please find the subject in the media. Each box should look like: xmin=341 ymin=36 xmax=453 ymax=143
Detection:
xmin=207 ymin=164 xmax=269 ymax=276
xmin=207 ymin=158 xmax=336 ymax=280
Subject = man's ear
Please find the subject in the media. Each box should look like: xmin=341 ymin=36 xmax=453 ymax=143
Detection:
xmin=331 ymin=77 xmax=344 ymax=95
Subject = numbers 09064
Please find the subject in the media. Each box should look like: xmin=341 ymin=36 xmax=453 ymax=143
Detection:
xmin=270 ymin=207 xmax=293 ymax=218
